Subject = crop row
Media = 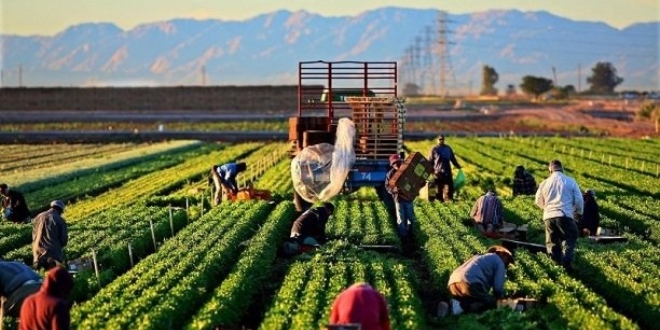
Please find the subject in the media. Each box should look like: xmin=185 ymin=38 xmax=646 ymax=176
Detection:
xmin=0 ymin=144 xmax=217 ymax=255
xmin=415 ymin=201 xmax=638 ymax=329
xmin=184 ymin=201 xmax=297 ymax=329
xmin=71 ymin=201 xmax=272 ymax=329
xmin=0 ymin=143 xmax=134 ymax=174
xmin=8 ymin=141 xmax=201 ymax=192
xmin=3 ymin=204 xmax=191 ymax=300
xmin=326 ymin=198 xmax=400 ymax=246
xmin=64 ymin=142 xmax=262 ymax=222
xmin=259 ymin=241 xmax=427 ymax=330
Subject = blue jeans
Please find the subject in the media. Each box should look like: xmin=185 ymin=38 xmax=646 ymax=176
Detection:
xmin=395 ymin=200 xmax=416 ymax=238
xmin=545 ymin=216 xmax=578 ymax=267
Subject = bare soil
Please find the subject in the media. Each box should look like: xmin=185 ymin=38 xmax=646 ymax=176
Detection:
xmin=0 ymin=101 xmax=656 ymax=143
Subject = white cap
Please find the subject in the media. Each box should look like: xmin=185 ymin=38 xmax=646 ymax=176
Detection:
xmin=50 ymin=200 xmax=65 ymax=212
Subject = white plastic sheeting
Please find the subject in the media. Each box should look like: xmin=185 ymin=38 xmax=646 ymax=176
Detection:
xmin=291 ymin=118 xmax=356 ymax=203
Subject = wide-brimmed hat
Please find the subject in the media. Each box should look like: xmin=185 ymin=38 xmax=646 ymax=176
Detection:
xmin=487 ymin=245 xmax=515 ymax=264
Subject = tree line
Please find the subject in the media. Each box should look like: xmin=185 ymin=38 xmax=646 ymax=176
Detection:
xmin=480 ymin=62 xmax=624 ymax=100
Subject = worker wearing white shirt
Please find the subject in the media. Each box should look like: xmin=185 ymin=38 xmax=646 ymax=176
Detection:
xmin=535 ymin=159 xmax=583 ymax=271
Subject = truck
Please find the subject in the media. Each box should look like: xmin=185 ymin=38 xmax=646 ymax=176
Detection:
xmin=289 ymin=60 xmax=406 ymax=211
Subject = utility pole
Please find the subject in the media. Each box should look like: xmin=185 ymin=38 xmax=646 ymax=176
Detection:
xmin=422 ymin=25 xmax=436 ymax=96
xmin=413 ymin=36 xmax=422 ymax=90
xmin=201 ymin=65 xmax=206 ymax=86
xmin=18 ymin=65 xmax=23 ymax=87
xmin=404 ymin=46 xmax=414 ymax=88
xmin=552 ymin=66 xmax=557 ymax=86
xmin=577 ymin=63 xmax=582 ymax=93
xmin=436 ymin=11 xmax=455 ymax=98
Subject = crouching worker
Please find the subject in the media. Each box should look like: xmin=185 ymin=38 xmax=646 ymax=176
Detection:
xmin=19 ymin=266 xmax=74 ymax=330
xmin=210 ymin=162 xmax=247 ymax=206
xmin=577 ymin=189 xmax=600 ymax=236
xmin=469 ymin=189 xmax=504 ymax=237
xmin=283 ymin=202 xmax=334 ymax=256
xmin=329 ymin=282 xmax=391 ymax=330
xmin=438 ymin=245 xmax=514 ymax=317
xmin=0 ymin=260 xmax=43 ymax=318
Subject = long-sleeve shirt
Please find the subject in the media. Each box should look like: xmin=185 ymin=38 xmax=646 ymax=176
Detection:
xmin=535 ymin=171 xmax=584 ymax=220
xmin=385 ymin=167 xmax=411 ymax=202
xmin=0 ymin=261 xmax=42 ymax=297
xmin=448 ymin=253 xmax=507 ymax=298
xmin=32 ymin=209 xmax=68 ymax=264
xmin=429 ymin=144 xmax=460 ymax=177
xmin=216 ymin=163 xmax=244 ymax=192
xmin=19 ymin=267 xmax=73 ymax=330
xmin=330 ymin=283 xmax=391 ymax=330
xmin=2 ymin=189 xmax=30 ymax=223
xmin=512 ymin=172 xmax=537 ymax=196
xmin=290 ymin=207 xmax=331 ymax=243
xmin=470 ymin=192 xmax=503 ymax=226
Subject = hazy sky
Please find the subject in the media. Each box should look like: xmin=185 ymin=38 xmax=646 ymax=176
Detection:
xmin=2 ymin=0 xmax=659 ymax=36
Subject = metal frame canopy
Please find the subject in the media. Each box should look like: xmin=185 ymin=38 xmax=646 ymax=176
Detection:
xmin=297 ymin=60 xmax=398 ymax=119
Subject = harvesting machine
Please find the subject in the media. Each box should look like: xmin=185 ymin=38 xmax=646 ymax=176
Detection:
xmin=289 ymin=60 xmax=406 ymax=211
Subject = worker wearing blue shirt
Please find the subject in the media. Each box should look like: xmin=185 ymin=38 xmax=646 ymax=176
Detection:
xmin=211 ymin=162 xmax=247 ymax=205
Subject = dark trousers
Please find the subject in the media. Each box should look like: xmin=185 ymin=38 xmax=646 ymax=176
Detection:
xmin=545 ymin=216 xmax=579 ymax=268
xmin=435 ymin=174 xmax=454 ymax=202
xmin=449 ymin=282 xmax=496 ymax=313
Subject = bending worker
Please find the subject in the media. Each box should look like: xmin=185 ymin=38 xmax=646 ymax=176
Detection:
xmin=211 ymin=162 xmax=247 ymax=206
xmin=290 ymin=202 xmax=335 ymax=247
xmin=0 ymin=183 xmax=31 ymax=224
xmin=20 ymin=266 xmax=74 ymax=330
xmin=32 ymin=200 xmax=68 ymax=271
xmin=439 ymin=246 xmax=514 ymax=317
xmin=0 ymin=260 xmax=43 ymax=318
xmin=470 ymin=188 xmax=504 ymax=237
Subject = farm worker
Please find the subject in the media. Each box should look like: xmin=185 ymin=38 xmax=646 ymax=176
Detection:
xmin=470 ymin=188 xmax=504 ymax=237
xmin=0 ymin=183 xmax=31 ymax=224
xmin=0 ymin=260 xmax=43 ymax=318
xmin=428 ymin=135 xmax=461 ymax=202
xmin=512 ymin=165 xmax=537 ymax=196
xmin=438 ymin=245 xmax=515 ymax=317
xmin=19 ymin=266 xmax=74 ymax=330
xmin=329 ymin=282 xmax=391 ymax=330
xmin=32 ymin=200 xmax=68 ymax=271
xmin=385 ymin=154 xmax=417 ymax=240
xmin=577 ymin=189 xmax=600 ymax=236
xmin=210 ymin=162 xmax=247 ymax=205
xmin=535 ymin=159 xmax=583 ymax=271
xmin=289 ymin=202 xmax=334 ymax=247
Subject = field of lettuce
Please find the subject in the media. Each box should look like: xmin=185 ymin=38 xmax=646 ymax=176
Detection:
xmin=1 ymin=137 xmax=659 ymax=330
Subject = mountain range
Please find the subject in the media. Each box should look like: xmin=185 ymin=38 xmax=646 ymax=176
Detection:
xmin=1 ymin=7 xmax=658 ymax=92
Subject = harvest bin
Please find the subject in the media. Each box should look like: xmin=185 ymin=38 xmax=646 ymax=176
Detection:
xmin=389 ymin=152 xmax=433 ymax=200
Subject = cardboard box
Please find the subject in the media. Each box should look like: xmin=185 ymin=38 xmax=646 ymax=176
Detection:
xmin=68 ymin=256 xmax=94 ymax=273
xmin=497 ymin=298 xmax=539 ymax=311
xmin=389 ymin=152 xmax=433 ymax=200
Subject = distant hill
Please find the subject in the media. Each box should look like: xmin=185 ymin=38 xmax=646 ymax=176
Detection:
xmin=1 ymin=7 xmax=658 ymax=91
